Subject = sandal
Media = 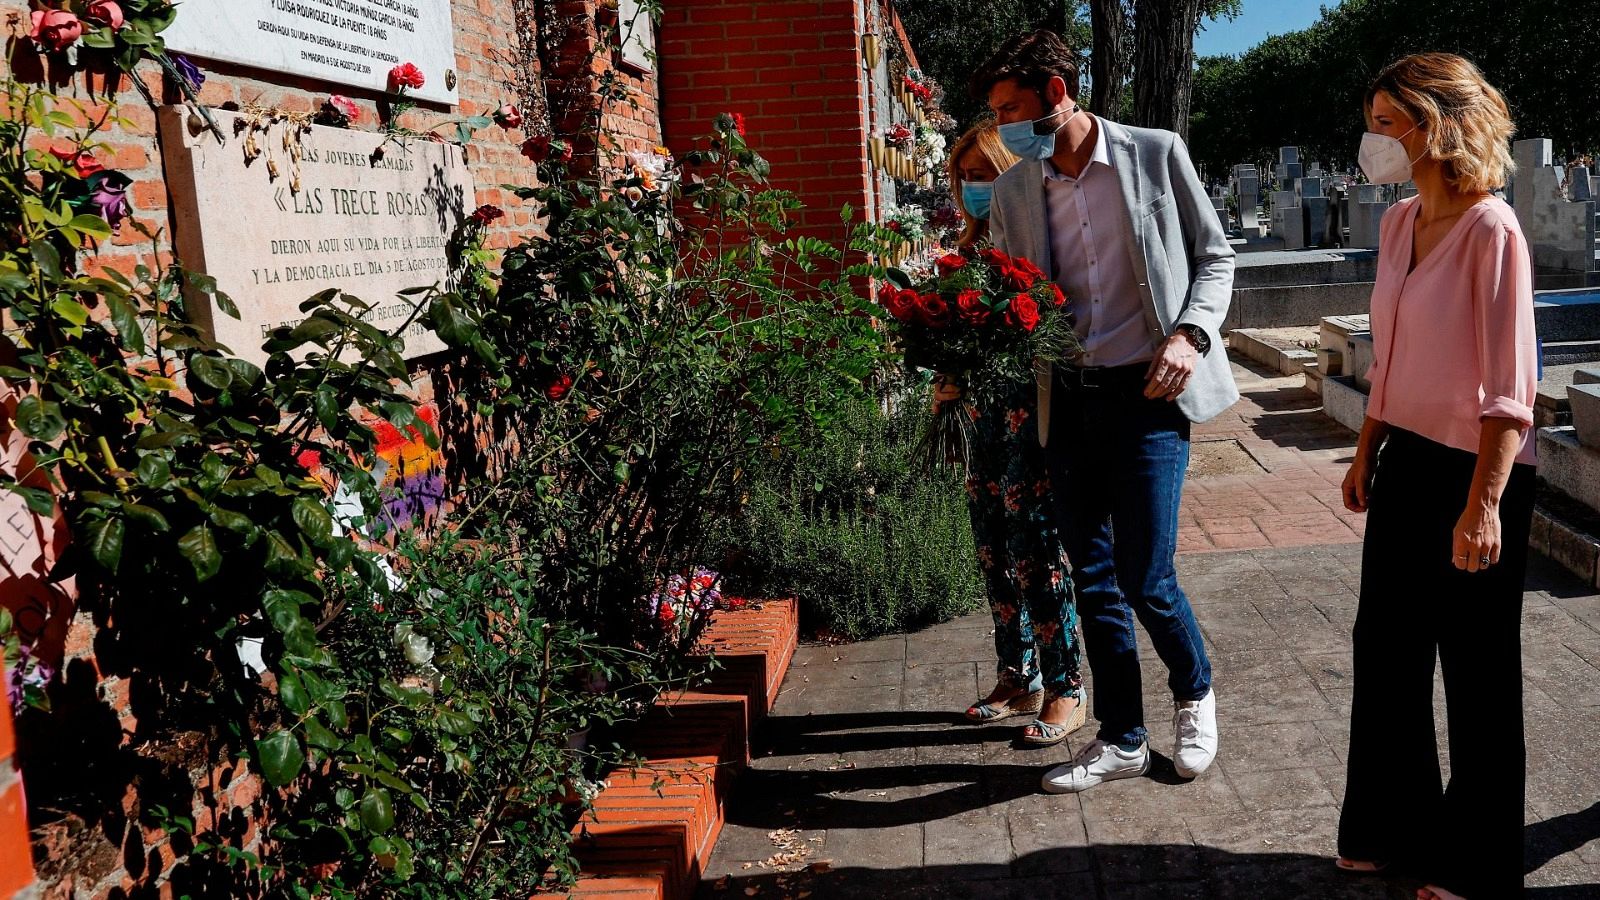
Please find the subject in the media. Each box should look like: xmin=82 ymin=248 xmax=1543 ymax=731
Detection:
xmin=964 ymin=688 xmax=1042 ymax=723
xmin=1335 ymin=858 xmax=1389 ymax=873
xmin=1021 ymin=695 xmax=1087 ymax=746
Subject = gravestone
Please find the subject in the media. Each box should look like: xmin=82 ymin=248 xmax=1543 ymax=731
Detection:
xmin=160 ymin=107 xmax=472 ymax=365
xmin=1348 ymin=183 xmax=1390 ymax=250
xmin=1271 ymin=189 xmax=1306 ymax=250
xmin=1232 ymin=163 xmax=1262 ymax=236
xmin=1297 ymin=178 xmax=1331 ymax=247
xmin=1512 ymin=138 xmax=1598 ymax=275
xmin=1210 ymin=193 xmax=1231 ymax=233
xmin=1570 ymin=166 xmax=1594 ymax=202
xmin=1275 ymin=146 xmax=1304 ymax=190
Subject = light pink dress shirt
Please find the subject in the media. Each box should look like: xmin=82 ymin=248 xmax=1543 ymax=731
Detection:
xmin=1042 ymin=118 xmax=1152 ymax=368
xmin=1365 ymin=196 xmax=1538 ymax=465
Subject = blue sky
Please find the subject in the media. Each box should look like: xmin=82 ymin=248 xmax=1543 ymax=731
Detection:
xmin=1194 ymin=0 xmax=1330 ymax=58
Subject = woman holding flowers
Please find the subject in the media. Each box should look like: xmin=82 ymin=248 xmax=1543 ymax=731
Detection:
xmin=931 ymin=122 xmax=1084 ymax=745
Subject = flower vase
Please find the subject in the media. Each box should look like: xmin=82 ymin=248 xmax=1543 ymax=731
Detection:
xmin=869 ymin=137 xmax=884 ymax=168
xmin=863 ymin=34 xmax=880 ymax=68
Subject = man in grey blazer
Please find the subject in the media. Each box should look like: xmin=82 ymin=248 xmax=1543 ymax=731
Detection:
xmin=972 ymin=31 xmax=1239 ymax=794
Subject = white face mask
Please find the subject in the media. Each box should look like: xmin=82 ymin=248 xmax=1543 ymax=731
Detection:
xmin=1358 ymin=127 xmax=1421 ymax=184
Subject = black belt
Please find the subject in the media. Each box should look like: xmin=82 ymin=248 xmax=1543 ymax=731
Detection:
xmin=1055 ymin=362 xmax=1149 ymax=391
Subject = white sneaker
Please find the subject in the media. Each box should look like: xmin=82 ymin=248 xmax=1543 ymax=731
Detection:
xmin=1040 ymin=738 xmax=1150 ymax=794
xmin=1172 ymin=688 xmax=1218 ymax=778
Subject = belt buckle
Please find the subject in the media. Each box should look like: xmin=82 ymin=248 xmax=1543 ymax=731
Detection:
xmin=1063 ymin=366 xmax=1100 ymax=390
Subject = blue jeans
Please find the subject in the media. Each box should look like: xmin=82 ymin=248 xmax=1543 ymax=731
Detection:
xmin=1046 ymin=377 xmax=1211 ymax=746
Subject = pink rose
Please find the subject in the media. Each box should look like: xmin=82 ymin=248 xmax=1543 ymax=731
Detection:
xmin=84 ymin=0 xmax=124 ymax=30
xmin=493 ymin=104 xmax=523 ymax=129
xmin=30 ymin=8 xmax=83 ymax=52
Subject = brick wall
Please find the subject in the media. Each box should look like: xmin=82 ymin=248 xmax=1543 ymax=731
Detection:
xmin=0 ymin=1 xmax=659 ymax=896
xmin=657 ymin=0 xmax=873 ymax=251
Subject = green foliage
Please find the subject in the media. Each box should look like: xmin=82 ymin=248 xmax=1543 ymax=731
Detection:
xmin=713 ymin=394 xmax=983 ymax=640
xmin=432 ymin=115 xmax=888 ymax=652
xmin=1189 ymin=0 xmax=1600 ymax=175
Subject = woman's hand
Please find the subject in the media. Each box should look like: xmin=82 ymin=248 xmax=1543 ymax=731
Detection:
xmin=1341 ymin=454 xmax=1376 ymax=513
xmin=932 ymin=374 xmax=963 ymax=413
xmin=1452 ymin=501 xmax=1502 ymax=573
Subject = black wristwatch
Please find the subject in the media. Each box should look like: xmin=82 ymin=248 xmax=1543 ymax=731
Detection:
xmin=1175 ymin=323 xmax=1211 ymax=356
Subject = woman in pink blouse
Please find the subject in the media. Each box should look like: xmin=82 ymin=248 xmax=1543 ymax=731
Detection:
xmin=1335 ymin=54 xmax=1537 ymax=900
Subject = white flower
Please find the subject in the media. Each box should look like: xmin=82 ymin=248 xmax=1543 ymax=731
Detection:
xmin=393 ymin=622 xmax=436 ymax=667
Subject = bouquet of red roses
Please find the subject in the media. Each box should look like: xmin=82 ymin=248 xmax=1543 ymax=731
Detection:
xmin=875 ymin=248 xmax=1078 ymax=470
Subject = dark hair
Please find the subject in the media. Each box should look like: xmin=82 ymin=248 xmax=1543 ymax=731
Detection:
xmin=969 ymin=30 xmax=1080 ymax=102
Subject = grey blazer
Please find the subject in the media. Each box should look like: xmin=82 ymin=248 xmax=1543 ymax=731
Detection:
xmin=990 ymin=117 xmax=1240 ymax=446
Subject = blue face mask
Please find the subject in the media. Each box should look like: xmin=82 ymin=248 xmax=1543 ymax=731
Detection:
xmin=961 ymin=181 xmax=994 ymax=219
xmin=998 ymin=104 xmax=1081 ymax=160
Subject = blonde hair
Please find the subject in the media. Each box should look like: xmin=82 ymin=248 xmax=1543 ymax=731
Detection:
xmin=947 ymin=121 xmax=1019 ymax=248
xmin=1365 ymin=53 xmax=1516 ymax=194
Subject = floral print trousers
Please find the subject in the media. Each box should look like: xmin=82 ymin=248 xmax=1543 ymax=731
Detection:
xmin=962 ymin=380 xmax=1083 ymax=700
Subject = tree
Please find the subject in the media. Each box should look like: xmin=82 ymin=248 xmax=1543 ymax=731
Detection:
xmin=898 ymin=0 xmax=1090 ymax=130
xmin=1127 ymin=0 xmax=1239 ymax=137
xmin=1087 ymin=0 xmax=1132 ymax=118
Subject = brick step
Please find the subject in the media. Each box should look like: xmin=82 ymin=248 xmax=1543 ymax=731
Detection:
xmin=551 ymin=598 xmax=799 ymax=900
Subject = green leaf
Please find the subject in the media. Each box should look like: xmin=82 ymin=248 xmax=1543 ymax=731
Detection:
xmin=177 ymin=524 xmax=222 ymax=581
xmin=209 ymin=506 xmax=255 ymax=534
xmin=256 ymin=729 xmax=304 ymax=786
xmin=68 ymin=214 xmax=112 ymax=240
xmin=106 ymin=295 xmax=146 ymax=354
xmin=435 ymin=708 xmax=477 ymax=736
xmin=86 ymin=516 xmax=125 ymax=571
xmin=3 ymin=484 xmax=55 ymax=517
xmin=15 ymin=395 xmax=66 ymax=441
xmin=122 ymin=503 xmax=170 ymax=533
xmin=51 ymin=296 xmax=90 ymax=327
xmin=304 ymin=716 xmax=340 ymax=751
xmin=359 ymin=787 xmax=395 ymax=833
xmin=137 ymin=456 xmax=173 ymax=490
xmin=279 ymin=669 xmax=310 ymax=716
xmin=291 ymin=497 xmax=333 ymax=545
xmin=188 ymin=355 xmax=234 ymax=390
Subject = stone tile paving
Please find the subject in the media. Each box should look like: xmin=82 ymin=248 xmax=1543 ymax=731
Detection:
xmin=1180 ymin=357 xmax=1367 ymax=553
xmin=697 ymin=546 xmax=1600 ymax=898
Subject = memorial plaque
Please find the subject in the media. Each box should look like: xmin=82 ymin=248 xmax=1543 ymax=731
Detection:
xmin=159 ymin=107 xmax=472 ymax=365
xmin=163 ymin=0 xmax=458 ymax=105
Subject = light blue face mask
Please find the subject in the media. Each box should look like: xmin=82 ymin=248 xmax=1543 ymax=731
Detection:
xmin=961 ymin=181 xmax=994 ymax=219
xmin=998 ymin=104 xmax=1081 ymax=160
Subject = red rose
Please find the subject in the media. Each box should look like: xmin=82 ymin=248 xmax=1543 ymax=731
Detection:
xmin=1047 ymin=283 xmax=1067 ymax=307
xmin=878 ymin=283 xmax=917 ymax=322
xmin=955 ymin=289 xmax=988 ymax=326
xmin=1013 ymin=256 xmax=1047 ymax=283
xmin=1002 ymin=262 xmax=1037 ymax=291
xmin=546 ymin=374 xmax=574 ymax=400
xmin=732 ymin=113 xmax=747 ymax=137
xmin=295 ymin=449 xmax=323 ymax=471
xmin=388 ymin=62 xmax=426 ymax=91
xmin=935 ymin=253 xmax=967 ymax=276
xmin=30 ymin=9 xmax=82 ymax=52
xmin=494 ymin=104 xmax=523 ymax=129
xmin=48 ymin=146 xmax=103 ymax=178
xmin=979 ymin=248 xmax=1010 ymax=268
xmin=470 ymin=204 xmax=504 ymax=224
xmin=1006 ymin=293 xmax=1040 ymax=332
xmin=916 ymin=292 xmax=952 ymax=328
xmin=84 ymin=0 xmax=124 ymax=30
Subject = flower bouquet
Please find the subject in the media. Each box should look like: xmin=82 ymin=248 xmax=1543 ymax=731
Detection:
xmin=875 ymin=249 xmax=1078 ymax=471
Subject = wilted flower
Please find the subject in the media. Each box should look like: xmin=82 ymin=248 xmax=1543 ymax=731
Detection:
xmin=170 ymin=53 xmax=205 ymax=89
xmin=470 ymin=204 xmax=504 ymax=225
xmin=328 ymin=95 xmax=360 ymax=123
xmin=493 ymin=104 xmax=522 ymax=129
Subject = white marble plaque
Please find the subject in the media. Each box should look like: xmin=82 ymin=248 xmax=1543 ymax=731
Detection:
xmin=159 ymin=107 xmax=472 ymax=365
xmin=162 ymin=0 xmax=459 ymax=105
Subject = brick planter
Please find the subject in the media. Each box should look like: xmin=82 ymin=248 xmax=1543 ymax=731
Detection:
xmin=562 ymin=599 xmax=799 ymax=900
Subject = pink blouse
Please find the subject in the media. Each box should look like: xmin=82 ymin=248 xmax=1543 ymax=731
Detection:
xmin=1364 ymin=196 xmax=1538 ymax=466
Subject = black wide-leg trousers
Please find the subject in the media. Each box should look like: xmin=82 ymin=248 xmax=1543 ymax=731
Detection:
xmin=1338 ymin=427 xmax=1536 ymax=897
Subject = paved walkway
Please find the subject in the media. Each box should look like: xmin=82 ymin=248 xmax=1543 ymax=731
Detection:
xmin=696 ymin=358 xmax=1600 ymax=898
